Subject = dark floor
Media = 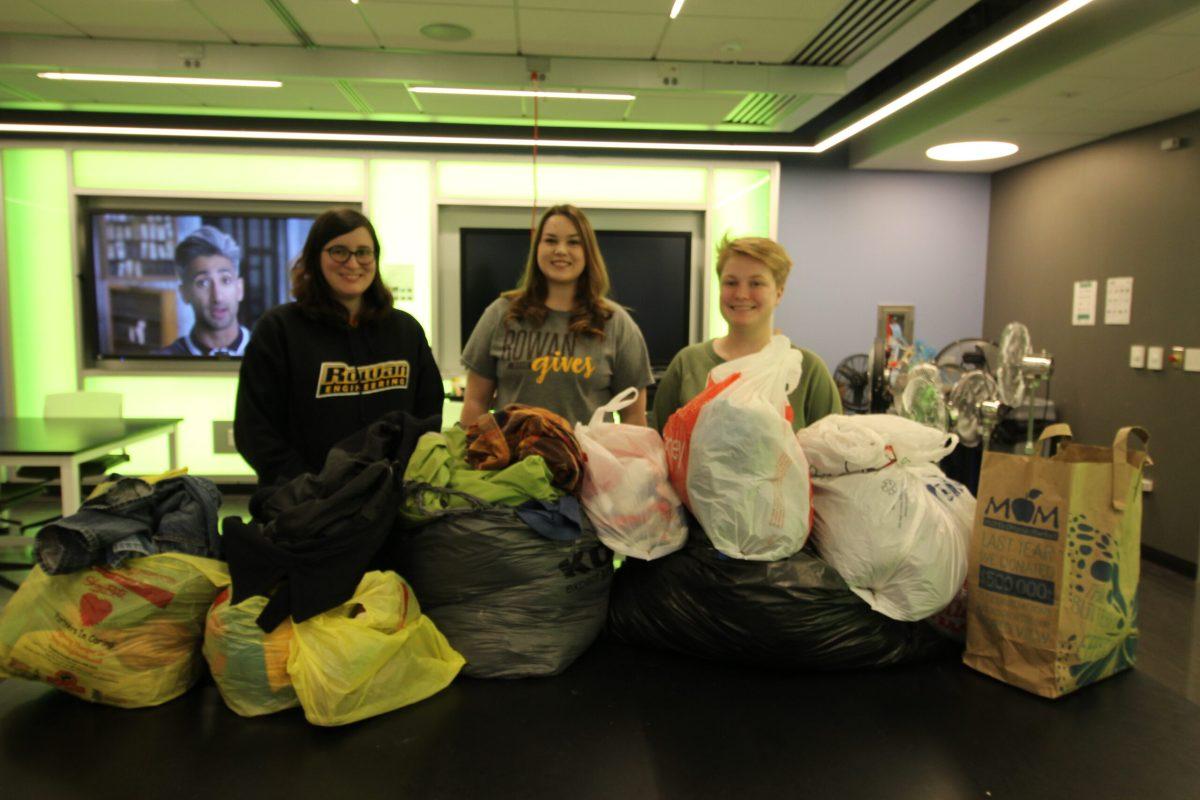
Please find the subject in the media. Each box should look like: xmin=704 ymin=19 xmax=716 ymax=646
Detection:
xmin=2 ymin=490 xmax=1199 ymax=800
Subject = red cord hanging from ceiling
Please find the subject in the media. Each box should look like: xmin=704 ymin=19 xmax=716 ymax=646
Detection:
xmin=530 ymin=70 xmax=540 ymax=239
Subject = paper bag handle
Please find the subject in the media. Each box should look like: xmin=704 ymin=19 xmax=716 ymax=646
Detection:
xmin=1112 ymin=426 xmax=1151 ymax=511
xmin=1036 ymin=423 xmax=1073 ymax=457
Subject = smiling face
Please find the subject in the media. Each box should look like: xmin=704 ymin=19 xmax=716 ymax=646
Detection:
xmin=536 ymin=214 xmax=587 ymax=288
xmin=181 ymin=254 xmax=243 ymax=333
xmin=319 ymin=225 xmax=377 ymax=305
xmin=719 ymin=252 xmax=784 ymax=331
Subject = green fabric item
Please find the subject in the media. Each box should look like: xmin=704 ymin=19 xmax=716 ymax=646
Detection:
xmin=652 ymin=340 xmax=843 ymax=434
xmin=401 ymin=428 xmax=563 ymax=522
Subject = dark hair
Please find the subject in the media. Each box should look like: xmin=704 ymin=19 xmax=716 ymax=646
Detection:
xmin=503 ymin=204 xmax=613 ymax=338
xmin=175 ymin=225 xmax=240 ymax=277
xmin=291 ymin=208 xmax=393 ymax=323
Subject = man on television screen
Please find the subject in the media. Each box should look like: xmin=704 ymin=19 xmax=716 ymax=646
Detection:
xmin=156 ymin=225 xmax=251 ymax=357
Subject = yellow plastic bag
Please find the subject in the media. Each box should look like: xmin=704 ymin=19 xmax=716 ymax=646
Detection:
xmin=288 ymin=571 xmax=465 ymax=726
xmin=0 ymin=553 xmax=229 ymax=708
xmin=202 ymin=589 xmax=300 ymax=717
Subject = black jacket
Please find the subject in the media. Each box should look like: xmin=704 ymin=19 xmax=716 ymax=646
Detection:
xmin=234 ymin=303 xmax=444 ymax=488
xmin=225 ymin=410 xmax=440 ymax=632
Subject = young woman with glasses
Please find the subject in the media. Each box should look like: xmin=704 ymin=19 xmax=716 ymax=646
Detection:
xmin=235 ymin=208 xmax=444 ymax=488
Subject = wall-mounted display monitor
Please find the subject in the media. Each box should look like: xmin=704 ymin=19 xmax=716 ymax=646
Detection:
xmin=84 ymin=204 xmax=321 ymax=361
xmin=460 ymin=228 xmax=692 ymax=370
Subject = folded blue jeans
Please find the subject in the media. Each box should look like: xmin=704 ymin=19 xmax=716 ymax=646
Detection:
xmin=35 ymin=475 xmax=222 ymax=574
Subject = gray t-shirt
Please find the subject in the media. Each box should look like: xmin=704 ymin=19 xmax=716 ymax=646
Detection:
xmin=462 ymin=297 xmax=654 ymax=425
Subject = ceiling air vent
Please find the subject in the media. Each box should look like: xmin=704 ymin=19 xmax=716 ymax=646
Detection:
xmin=792 ymin=0 xmax=927 ymax=67
xmin=724 ymin=93 xmax=800 ymax=126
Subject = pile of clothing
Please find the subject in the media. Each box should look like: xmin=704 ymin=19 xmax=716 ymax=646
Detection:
xmin=389 ymin=405 xmax=612 ymax=678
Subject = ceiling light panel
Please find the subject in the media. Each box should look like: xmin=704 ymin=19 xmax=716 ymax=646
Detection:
xmin=35 ymin=0 xmax=223 ymax=41
xmin=410 ymin=87 xmax=634 ymax=100
xmin=364 ymin=4 xmax=515 ymax=53
xmin=518 ymin=8 xmax=664 ymax=58
xmin=37 ymin=73 xmax=282 ymax=88
xmin=658 ymin=15 xmax=830 ymax=62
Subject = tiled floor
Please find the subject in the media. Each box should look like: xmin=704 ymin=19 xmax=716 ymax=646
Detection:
xmin=3 ymin=492 xmax=1198 ymax=703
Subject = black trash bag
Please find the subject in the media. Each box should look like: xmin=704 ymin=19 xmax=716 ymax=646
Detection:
xmin=385 ymin=486 xmax=612 ymax=678
xmin=607 ymin=516 xmax=952 ymax=670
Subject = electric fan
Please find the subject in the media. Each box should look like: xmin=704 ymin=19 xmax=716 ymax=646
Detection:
xmin=833 ymin=353 xmax=870 ymax=414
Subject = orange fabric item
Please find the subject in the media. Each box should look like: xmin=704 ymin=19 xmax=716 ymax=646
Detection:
xmin=466 ymin=404 xmax=585 ymax=494
xmin=662 ymin=371 xmax=740 ymax=508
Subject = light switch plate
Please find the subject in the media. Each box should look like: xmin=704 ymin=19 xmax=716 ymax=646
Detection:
xmin=212 ymin=421 xmax=237 ymax=454
xmin=1130 ymin=344 xmax=1146 ymax=368
xmin=1185 ymin=348 xmax=1200 ymax=373
xmin=1146 ymin=346 xmax=1165 ymax=370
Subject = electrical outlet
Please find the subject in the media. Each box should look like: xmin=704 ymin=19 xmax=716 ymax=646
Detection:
xmin=1146 ymin=346 xmax=1165 ymax=370
xmin=1130 ymin=345 xmax=1145 ymax=368
xmin=1142 ymin=478 xmax=1154 ymax=493
xmin=1186 ymin=348 xmax=1200 ymax=373
xmin=212 ymin=421 xmax=237 ymax=454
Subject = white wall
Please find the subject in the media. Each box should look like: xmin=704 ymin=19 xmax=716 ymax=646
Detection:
xmin=774 ymin=164 xmax=992 ymax=371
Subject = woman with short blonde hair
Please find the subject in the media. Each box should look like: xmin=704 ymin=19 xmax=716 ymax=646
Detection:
xmin=653 ymin=234 xmax=841 ymax=433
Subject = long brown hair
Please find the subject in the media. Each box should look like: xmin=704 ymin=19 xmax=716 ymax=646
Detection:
xmin=291 ymin=208 xmax=394 ymax=324
xmin=503 ymin=204 xmax=613 ymax=338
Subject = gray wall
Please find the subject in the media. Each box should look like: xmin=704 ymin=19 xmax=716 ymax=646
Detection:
xmin=775 ymin=164 xmax=992 ymax=371
xmin=986 ymin=110 xmax=1200 ymax=565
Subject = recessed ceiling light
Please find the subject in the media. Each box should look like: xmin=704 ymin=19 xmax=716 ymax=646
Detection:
xmin=37 ymin=72 xmax=281 ymax=88
xmin=926 ymin=141 xmax=1019 ymax=161
xmin=670 ymin=0 xmax=687 ymax=19
xmin=420 ymin=23 xmax=472 ymax=42
xmin=410 ymin=86 xmax=634 ymax=101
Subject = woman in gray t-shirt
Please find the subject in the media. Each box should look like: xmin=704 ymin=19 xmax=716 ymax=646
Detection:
xmin=459 ymin=204 xmax=654 ymax=427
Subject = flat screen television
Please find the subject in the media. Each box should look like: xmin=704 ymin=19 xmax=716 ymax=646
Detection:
xmin=460 ymin=228 xmax=692 ymax=370
xmin=85 ymin=207 xmax=318 ymax=360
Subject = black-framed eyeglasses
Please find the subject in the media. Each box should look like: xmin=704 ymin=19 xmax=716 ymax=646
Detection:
xmin=324 ymin=245 xmax=377 ymax=265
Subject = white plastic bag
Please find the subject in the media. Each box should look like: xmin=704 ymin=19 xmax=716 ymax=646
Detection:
xmin=576 ymin=387 xmax=688 ymax=560
xmin=797 ymin=413 xmax=958 ymax=475
xmin=797 ymin=415 xmax=972 ymax=621
xmin=685 ymin=336 xmax=812 ymax=561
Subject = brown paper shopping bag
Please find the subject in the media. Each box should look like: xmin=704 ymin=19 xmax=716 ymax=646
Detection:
xmin=963 ymin=424 xmax=1150 ymax=698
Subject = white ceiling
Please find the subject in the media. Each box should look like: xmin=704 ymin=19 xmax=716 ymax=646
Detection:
xmin=0 ymin=0 xmax=1198 ymax=171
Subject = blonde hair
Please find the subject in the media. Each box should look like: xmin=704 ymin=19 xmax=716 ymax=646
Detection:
xmin=715 ymin=235 xmax=792 ymax=288
xmin=503 ymin=204 xmax=613 ymax=338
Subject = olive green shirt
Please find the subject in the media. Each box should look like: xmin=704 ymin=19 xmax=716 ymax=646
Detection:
xmin=652 ymin=340 xmax=843 ymax=434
